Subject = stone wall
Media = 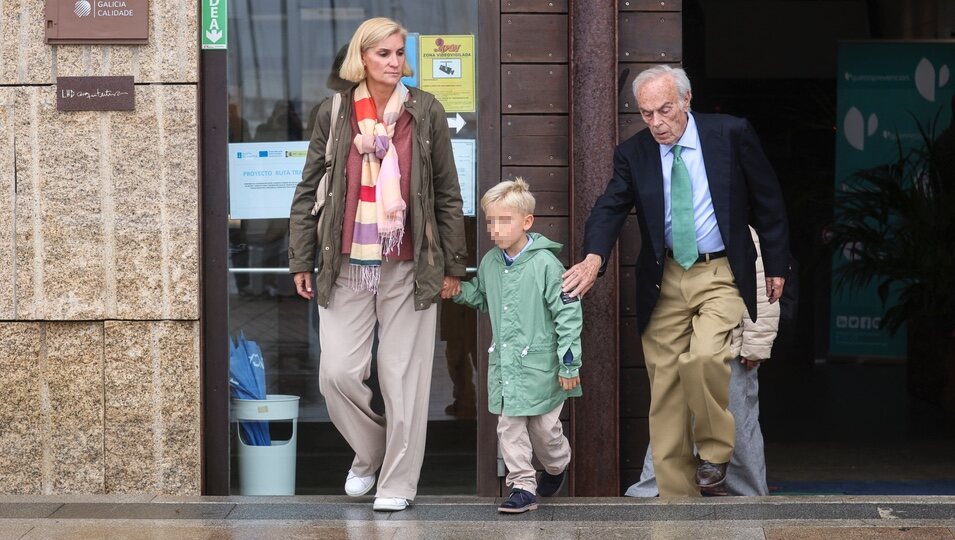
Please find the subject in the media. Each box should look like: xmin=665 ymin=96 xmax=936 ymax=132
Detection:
xmin=0 ymin=0 xmax=200 ymax=494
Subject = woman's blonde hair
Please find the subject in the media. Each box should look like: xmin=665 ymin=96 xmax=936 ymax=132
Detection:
xmin=339 ymin=17 xmax=415 ymax=83
xmin=481 ymin=178 xmax=536 ymax=215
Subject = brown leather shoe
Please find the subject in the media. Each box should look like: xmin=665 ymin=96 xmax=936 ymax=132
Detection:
xmin=695 ymin=460 xmax=728 ymax=489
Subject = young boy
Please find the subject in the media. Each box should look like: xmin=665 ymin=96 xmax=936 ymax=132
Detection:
xmin=451 ymin=178 xmax=583 ymax=513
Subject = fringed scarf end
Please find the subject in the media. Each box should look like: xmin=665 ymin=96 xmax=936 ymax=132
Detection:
xmin=349 ymin=263 xmax=381 ymax=294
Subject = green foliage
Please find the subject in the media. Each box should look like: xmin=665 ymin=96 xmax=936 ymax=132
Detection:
xmin=829 ymin=116 xmax=955 ymax=335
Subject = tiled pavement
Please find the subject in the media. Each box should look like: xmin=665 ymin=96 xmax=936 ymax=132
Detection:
xmin=0 ymin=495 xmax=953 ymax=538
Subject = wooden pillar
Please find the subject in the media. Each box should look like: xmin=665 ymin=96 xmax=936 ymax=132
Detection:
xmin=569 ymin=0 xmax=620 ymax=496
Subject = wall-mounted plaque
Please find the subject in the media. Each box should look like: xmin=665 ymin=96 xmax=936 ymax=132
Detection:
xmin=45 ymin=0 xmax=149 ymax=44
xmin=57 ymin=76 xmax=135 ymax=111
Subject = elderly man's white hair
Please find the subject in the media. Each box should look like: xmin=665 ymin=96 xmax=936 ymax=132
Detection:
xmin=632 ymin=65 xmax=692 ymax=103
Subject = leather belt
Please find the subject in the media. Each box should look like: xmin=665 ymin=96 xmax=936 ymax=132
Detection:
xmin=665 ymin=249 xmax=727 ymax=264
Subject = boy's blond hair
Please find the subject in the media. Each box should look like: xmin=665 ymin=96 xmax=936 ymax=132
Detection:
xmin=481 ymin=178 xmax=536 ymax=215
xmin=339 ymin=17 xmax=415 ymax=83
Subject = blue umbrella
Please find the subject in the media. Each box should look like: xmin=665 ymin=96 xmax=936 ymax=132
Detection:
xmin=241 ymin=332 xmax=267 ymax=401
xmin=229 ymin=335 xmax=271 ymax=446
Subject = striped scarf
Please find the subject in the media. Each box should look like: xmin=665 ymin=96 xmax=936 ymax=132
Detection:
xmin=349 ymin=81 xmax=409 ymax=292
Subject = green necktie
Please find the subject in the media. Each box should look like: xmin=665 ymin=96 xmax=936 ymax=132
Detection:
xmin=670 ymin=145 xmax=698 ymax=270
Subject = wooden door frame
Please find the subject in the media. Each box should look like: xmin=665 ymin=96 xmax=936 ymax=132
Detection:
xmin=200 ymin=0 xmax=504 ymax=497
xmin=475 ymin=0 xmax=503 ymax=497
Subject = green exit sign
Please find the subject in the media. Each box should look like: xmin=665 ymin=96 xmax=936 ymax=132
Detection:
xmin=202 ymin=0 xmax=227 ymax=50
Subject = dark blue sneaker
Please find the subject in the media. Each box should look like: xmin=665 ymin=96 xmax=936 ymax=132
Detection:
xmin=497 ymin=488 xmax=538 ymax=513
xmin=536 ymin=469 xmax=566 ymax=497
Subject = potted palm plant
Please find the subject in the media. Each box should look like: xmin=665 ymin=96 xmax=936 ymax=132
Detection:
xmin=828 ymin=118 xmax=955 ymax=410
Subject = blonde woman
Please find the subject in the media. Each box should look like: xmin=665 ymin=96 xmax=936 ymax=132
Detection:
xmin=288 ymin=17 xmax=467 ymax=511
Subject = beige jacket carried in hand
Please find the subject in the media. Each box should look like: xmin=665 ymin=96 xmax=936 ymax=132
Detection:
xmin=729 ymin=227 xmax=781 ymax=361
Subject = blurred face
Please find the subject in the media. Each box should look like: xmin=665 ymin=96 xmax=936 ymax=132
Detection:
xmin=485 ymin=202 xmax=534 ymax=255
xmin=362 ymin=32 xmax=406 ymax=87
xmin=636 ymin=75 xmax=691 ymax=145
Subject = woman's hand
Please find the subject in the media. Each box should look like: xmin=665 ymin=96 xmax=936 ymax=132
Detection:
xmin=441 ymin=276 xmax=461 ymax=299
xmin=293 ymin=272 xmax=315 ymax=300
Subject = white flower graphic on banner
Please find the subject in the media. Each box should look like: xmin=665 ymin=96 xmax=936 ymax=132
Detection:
xmin=843 ymin=106 xmax=878 ymax=151
xmin=915 ymin=58 xmax=950 ymax=102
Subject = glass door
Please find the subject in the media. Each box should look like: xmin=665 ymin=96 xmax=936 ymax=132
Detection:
xmin=225 ymin=0 xmax=480 ymax=495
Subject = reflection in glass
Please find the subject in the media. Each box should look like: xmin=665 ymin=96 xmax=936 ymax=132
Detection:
xmin=226 ymin=1 xmax=479 ymax=495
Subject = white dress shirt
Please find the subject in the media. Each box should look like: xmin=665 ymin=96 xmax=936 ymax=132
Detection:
xmin=659 ymin=112 xmax=725 ymax=254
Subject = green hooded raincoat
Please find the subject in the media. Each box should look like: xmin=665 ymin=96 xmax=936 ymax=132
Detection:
xmin=454 ymin=233 xmax=583 ymax=417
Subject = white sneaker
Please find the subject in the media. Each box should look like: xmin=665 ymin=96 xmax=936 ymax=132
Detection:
xmin=344 ymin=470 xmax=376 ymax=497
xmin=373 ymin=497 xmax=410 ymax=511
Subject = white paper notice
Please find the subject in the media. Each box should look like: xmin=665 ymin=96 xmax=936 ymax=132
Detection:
xmin=452 ymin=139 xmax=476 ymax=216
xmin=229 ymin=139 xmax=477 ymax=219
xmin=228 ymin=141 xmax=309 ymax=220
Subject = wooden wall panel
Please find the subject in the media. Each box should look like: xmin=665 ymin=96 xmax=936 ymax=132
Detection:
xmin=620 ymin=267 xmax=637 ymax=317
xmin=502 ymin=167 xmax=569 ymax=191
xmin=620 ymin=369 xmax=651 ymax=419
xmin=619 ymin=114 xmax=645 ymax=142
xmin=502 ymin=116 xmax=568 ymax=166
xmin=620 ymin=317 xmax=645 ymax=368
xmin=502 ymin=136 xmax=568 ymax=166
xmin=618 ymin=12 xmax=682 ymax=63
xmin=616 ymin=0 xmax=682 ymax=499
xmin=502 ymin=0 xmax=568 ymax=13
xmin=503 ymin=115 xmax=567 ymax=135
xmin=533 ymin=191 xmax=569 ymax=216
xmin=619 ymin=215 xmax=642 ymax=265
xmin=502 ymin=65 xmax=569 ymax=114
xmin=620 ymin=416 xmax=650 ymax=490
xmin=620 ymin=0 xmax=682 ymax=11
xmin=501 ymin=15 xmax=568 ymax=63
xmin=533 ymin=217 xmax=569 ymax=265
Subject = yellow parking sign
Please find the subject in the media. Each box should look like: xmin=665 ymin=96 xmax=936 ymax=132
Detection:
xmin=418 ymin=35 xmax=475 ymax=113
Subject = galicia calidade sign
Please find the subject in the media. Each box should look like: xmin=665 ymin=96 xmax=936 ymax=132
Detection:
xmin=45 ymin=0 xmax=149 ymax=44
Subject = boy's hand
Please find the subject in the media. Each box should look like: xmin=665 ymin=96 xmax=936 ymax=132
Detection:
xmin=441 ymin=276 xmax=461 ymax=299
xmin=559 ymin=376 xmax=580 ymax=391
xmin=740 ymin=357 xmax=763 ymax=370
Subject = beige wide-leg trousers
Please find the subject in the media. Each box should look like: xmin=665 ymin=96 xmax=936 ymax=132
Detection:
xmin=641 ymin=256 xmax=745 ymax=498
xmin=318 ymin=260 xmax=437 ymax=501
xmin=497 ymin=403 xmax=571 ymax=494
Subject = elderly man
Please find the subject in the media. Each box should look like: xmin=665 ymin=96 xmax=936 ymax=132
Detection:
xmin=563 ymin=65 xmax=790 ymax=497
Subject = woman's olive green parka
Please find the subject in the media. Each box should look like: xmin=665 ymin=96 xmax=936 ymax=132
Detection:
xmin=288 ymin=86 xmax=467 ymax=310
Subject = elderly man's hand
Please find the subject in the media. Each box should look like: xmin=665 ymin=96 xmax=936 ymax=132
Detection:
xmin=766 ymin=276 xmax=786 ymax=304
xmin=562 ymin=254 xmax=602 ymax=299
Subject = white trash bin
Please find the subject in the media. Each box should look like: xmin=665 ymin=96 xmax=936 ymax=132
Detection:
xmin=232 ymin=394 xmax=300 ymax=496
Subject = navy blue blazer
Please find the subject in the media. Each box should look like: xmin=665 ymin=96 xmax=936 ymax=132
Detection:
xmin=583 ymin=112 xmax=790 ymax=332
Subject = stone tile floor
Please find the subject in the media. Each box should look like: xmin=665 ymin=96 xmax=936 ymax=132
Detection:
xmin=0 ymin=496 xmax=953 ymax=539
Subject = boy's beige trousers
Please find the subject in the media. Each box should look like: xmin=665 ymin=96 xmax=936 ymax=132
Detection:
xmin=497 ymin=403 xmax=570 ymax=494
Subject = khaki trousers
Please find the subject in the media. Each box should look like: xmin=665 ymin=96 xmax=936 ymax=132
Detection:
xmin=641 ymin=256 xmax=744 ymax=497
xmin=318 ymin=260 xmax=437 ymax=500
xmin=497 ymin=403 xmax=571 ymax=494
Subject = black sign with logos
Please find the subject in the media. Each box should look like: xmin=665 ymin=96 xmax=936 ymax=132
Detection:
xmin=56 ymin=76 xmax=135 ymax=112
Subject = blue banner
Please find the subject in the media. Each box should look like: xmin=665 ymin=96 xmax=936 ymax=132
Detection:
xmin=831 ymin=42 xmax=955 ymax=357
